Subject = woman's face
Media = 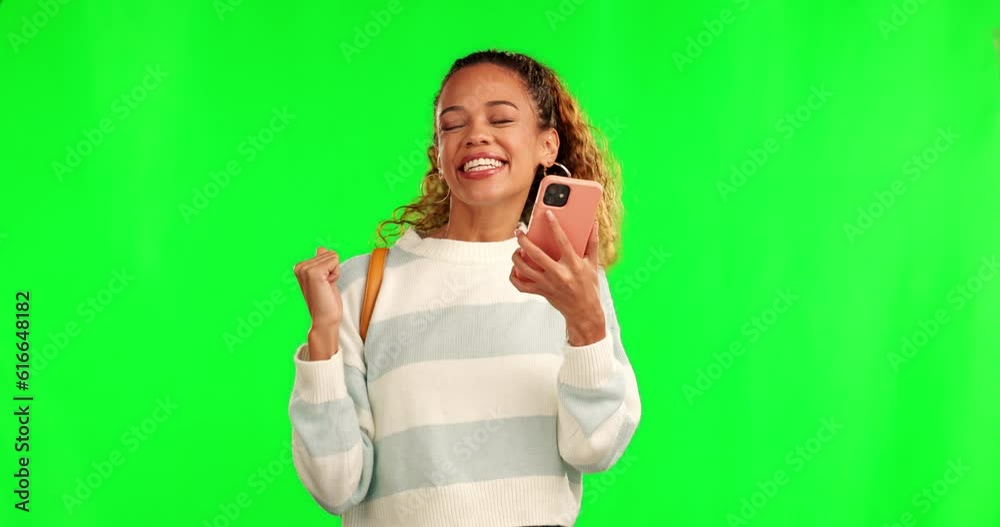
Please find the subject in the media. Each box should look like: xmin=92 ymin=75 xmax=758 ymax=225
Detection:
xmin=435 ymin=63 xmax=558 ymax=208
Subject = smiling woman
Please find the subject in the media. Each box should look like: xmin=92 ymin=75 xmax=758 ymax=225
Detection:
xmin=376 ymin=50 xmax=623 ymax=257
xmin=287 ymin=49 xmax=640 ymax=527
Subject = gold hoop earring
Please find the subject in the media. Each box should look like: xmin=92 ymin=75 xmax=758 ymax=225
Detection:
xmin=425 ymin=172 xmax=450 ymax=204
xmin=434 ymin=186 xmax=451 ymax=204
xmin=421 ymin=172 xmax=446 ymax=189
xmin=543 ymin=162 xmax=573 ymax=178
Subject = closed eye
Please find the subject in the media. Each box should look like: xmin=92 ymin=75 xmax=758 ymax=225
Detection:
xmin=441 ymin=119 xmax=513 ymax=132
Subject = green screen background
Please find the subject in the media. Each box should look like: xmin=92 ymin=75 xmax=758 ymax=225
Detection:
xmin=2 ymin=0 xmax=999 ymax=525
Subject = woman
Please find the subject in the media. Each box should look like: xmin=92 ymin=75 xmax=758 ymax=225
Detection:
xmin=289 ymin=49 xmax=641 ymax=527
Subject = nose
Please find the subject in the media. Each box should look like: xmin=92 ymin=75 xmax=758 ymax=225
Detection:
xmin=463 ymin=118 xmax=493 ymax=146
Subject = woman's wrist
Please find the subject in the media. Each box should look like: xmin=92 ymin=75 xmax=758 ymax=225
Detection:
xmin=567 ymin=325 xmax=606 ymax=347
xmin=566 ymin=308 xmax=606 ymax=347
xmin=306 ymin=323 xmax=339 ymax=361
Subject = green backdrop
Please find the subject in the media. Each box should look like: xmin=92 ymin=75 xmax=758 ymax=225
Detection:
xmin=2 ymin=0 xmax=999 ymax=525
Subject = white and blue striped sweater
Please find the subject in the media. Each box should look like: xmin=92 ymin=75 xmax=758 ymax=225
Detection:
xmin=288 ymin=226 xmax=641 ymax=526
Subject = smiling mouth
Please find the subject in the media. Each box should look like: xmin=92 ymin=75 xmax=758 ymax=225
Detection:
xmin=459 ymin=158 xmax=509 ymax=174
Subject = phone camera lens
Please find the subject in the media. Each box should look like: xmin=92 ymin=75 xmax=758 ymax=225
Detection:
xmin=542 ymin=184 xmax=571 ymax=207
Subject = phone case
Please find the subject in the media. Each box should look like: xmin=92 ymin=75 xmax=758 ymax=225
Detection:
xmin=525 ymin=175 xmax=603 ymax=261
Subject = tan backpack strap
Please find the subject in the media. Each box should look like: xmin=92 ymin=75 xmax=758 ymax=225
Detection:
xmin=359 ymin=247 xmax=388 ymax=343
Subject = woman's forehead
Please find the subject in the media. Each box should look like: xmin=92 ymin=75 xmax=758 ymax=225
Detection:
xmin=439 ymin=64 xmax=531 ymax=109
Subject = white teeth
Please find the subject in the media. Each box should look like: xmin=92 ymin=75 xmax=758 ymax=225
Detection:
xmin=463 ymin=157 xmax=505 ymax=172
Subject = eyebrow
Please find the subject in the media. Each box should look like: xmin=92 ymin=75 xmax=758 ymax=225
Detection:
xmin=439 ymin=100 xmax=520 ymax=118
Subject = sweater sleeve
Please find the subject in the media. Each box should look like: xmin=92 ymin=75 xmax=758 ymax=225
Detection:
xmin=288 ymin=266 xmax=375 ymax=514
xmin=556 ymin=267 xmax=641 ymax=473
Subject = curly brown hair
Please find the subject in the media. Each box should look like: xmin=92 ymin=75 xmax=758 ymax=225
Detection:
xmin=374 ymin=49 xmax=624 ymax=268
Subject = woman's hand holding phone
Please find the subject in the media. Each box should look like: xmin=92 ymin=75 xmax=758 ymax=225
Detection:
xmin=510 ymin=211 xmax=607 ymax=346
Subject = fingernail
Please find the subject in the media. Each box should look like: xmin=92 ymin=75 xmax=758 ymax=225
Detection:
xmin=546 ymin=210 xmax=555 ymax=220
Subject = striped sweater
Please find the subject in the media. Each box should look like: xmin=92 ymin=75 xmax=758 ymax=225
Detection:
xmin=288 ymin=225 xmax=641 ymax=526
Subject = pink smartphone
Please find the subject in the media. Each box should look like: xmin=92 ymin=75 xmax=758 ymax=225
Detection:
xmin=525 ymin=175 xmax=603 ymax=261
